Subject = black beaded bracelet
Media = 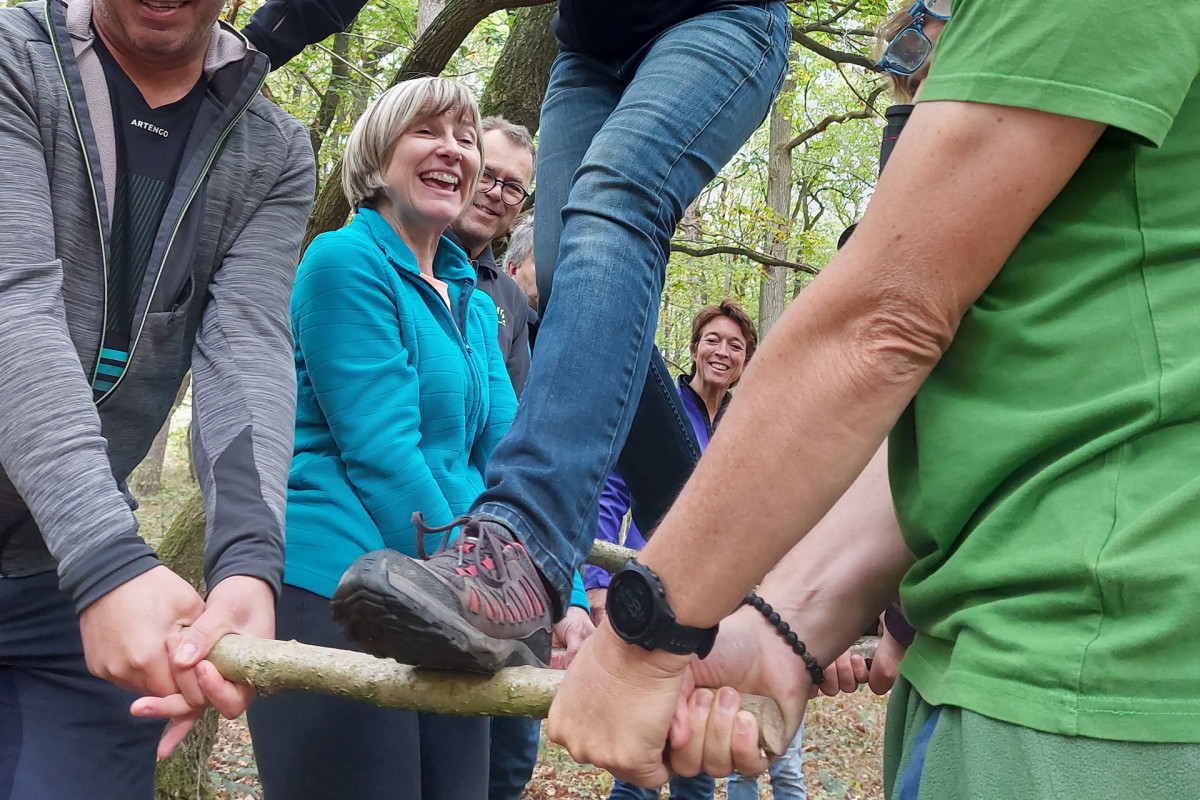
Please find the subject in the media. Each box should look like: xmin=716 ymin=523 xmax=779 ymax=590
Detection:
xmin=743 ymin=592 xmax=825 ymax=686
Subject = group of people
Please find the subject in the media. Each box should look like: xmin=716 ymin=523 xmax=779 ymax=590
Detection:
xmin=3 ymin=0 xmax=1200 ymax=799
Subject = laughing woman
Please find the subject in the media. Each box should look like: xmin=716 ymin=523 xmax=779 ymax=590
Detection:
xmin=246 ymin=77 xmax=515 ymax=800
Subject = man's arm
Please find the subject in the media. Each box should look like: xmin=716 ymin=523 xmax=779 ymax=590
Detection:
xmin=547 ymin=99 xmax=1105 ymax=786
xmin=0 ymin=46 xmax=213 ymax=704
xmin=0 ymin=49 xmax=159 ymax=608
xmin=241 ymin=0 xmax=370 ymax=70
xmin=188 ymin=118 xmax=315 ymax=602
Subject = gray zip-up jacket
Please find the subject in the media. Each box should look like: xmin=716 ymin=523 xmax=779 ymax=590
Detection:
xmin=0 ymin=0 xmax=316 ymax=611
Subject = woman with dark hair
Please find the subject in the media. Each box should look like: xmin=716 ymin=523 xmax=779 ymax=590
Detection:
xmin=680 ymin=300 xmax=759 ymax=436
xmin=584 ymin=298 xmax=758 ymax=800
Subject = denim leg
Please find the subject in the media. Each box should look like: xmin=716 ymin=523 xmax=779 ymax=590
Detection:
xmin=724 ymin=770 xmax=759 ymax=800
xmin=532 ymin=75 xmax=700 ymax=539
xmin=488 ymin=716 xmax=541 ymax=800
xmin=475 ymin=2 xmax=790 ymax=606
xmin=609 ymin=778 xmax=662 ymax=800
xmin=668 ymin=772 xmax=716 ymax=800
xmin=766 ymin=723 xmax=807 ymax=800
xmin=726 ymin=722 xmax=805 ymax=800
xmin=0 ymin=572 xmax=163 ymax=800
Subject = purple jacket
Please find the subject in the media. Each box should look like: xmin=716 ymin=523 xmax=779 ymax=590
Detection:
xmin=583 ymin=375 xmax=730 ymax=590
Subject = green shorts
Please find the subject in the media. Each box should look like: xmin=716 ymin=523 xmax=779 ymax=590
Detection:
xmin=883 ymin=677 xmax=1200 ymax=799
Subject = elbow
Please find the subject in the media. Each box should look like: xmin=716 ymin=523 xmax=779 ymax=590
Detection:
xmin=848 ymin=295 xmax=959 ymax=389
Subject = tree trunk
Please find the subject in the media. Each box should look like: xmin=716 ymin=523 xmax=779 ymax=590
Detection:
xmin=417 ymin=0 xmax=447 ymax=36
xmin=758 ymin=78 xmax=794 ymax=336
xmin=153 ymin=490 xmax=219 ymax=800
xmin=477 ymin=3 xmax=557 ymax=130
xmin=130 ymin=374 xmax=191 ymax=499
xmin=303 ymin=0 xmax=555 ymax=248
xmin=309 ymin=31 xmax=352 ymax=160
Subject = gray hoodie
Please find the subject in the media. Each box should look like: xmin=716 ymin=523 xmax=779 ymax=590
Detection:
xmin=0 ymin=0 xmax=316 ymax=611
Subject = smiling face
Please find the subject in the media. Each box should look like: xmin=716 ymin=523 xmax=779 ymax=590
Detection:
xmin=382 ymin=108 xmax=482 ymax=240
xmin=692 ymin=316 xmax=749 ymax=393
xmin=453 ymin=129 xmax=534 ymax=257
xmin=93 ymin=0 xmax=224 ymax=73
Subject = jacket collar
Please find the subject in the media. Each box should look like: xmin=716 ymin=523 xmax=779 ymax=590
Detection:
xmin=442 ymin=227 xmax=499 ymax=279
xmin=355 ymin=208 xmax=476 ymax=285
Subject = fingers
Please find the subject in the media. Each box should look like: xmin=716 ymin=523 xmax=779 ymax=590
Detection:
xmin=668 ymin=686 xmax=768 ymax=780
xmin=166 ymin=630 xmax=208 ymax=710
xmin=156 ymin=713 xmax=201 ymax=760
xmin=820 ymin=652 xmax=869 ymax=696
xmin=700 ymin=687 xmax=741 ymax=777
xmin=586 ymin=588 xmax=607 ymax=627
xmin=731 ymin=710 xmax=768 ymax=776
xmin=196 ymin=659 xmax=255 ymax=719
xmin=130 ymin=693 xmax=195 ymax=719
xmin=867 ymin=629 xmax=906 ymax=695
xmin=669 ymin=688 xmax=712 ymax=778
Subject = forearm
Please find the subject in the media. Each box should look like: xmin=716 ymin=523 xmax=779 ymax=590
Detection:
xmin=637 ymin=100 xmax=1104 ymax=631
xmin=637 ymin=279 xmax=932 ymax=629
xmin=755 ymin=443 xmax=912 ymax=666
xmin=192 ymin=125 xmax=315 ymax=594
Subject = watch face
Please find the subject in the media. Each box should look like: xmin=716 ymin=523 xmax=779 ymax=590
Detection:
xmin=610 ymin=572 xmax=654 ymax=639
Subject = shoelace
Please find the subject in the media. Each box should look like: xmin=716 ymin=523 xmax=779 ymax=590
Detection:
xmin=411 ymin=512 xmax=545 ymax=624
xmin=412 ymin=512 xmax=513 ymax=585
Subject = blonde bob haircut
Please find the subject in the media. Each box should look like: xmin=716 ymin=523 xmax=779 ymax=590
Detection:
xmin=342 ymin=76 xmax=484 ymax=210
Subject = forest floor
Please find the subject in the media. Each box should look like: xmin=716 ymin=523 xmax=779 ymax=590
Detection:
xmin=135 ymin=414 xmax=888 ymax=800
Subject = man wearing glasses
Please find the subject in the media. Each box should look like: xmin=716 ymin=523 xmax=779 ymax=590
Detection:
xmin=445 ymin=117 xmax=537 ymax=396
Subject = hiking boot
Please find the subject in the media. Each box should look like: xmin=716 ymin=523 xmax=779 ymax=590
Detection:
xmin=331 ymin=513 xmax=553 ymax=673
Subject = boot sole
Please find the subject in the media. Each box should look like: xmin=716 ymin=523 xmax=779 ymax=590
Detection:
xmin=331 ymin=551 xmax=550 ymax=674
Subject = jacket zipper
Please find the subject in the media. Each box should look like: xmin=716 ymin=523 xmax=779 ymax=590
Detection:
xmin=45 ymin=1 xmax=111 ymax=395
xmin=394 ymin=264 xmax=486 ymax=433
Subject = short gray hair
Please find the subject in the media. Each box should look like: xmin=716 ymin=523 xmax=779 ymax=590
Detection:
xmin=481 ymin=116 xmax=536 ymax=183
xmin=343 ymin=76 xmax=483 ymax=210
xmin=504 ymin=214 xmax=535 ymax=271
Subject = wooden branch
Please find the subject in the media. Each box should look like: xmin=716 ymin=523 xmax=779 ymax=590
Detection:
xmin=785 ymin=84 xmax=885 ymax=153
xmin=791 ymin=31 xmax=875 ymax=70
xmin=585 ymin=539 xmax=637 ymax=572
xmin=209 ymin=634 xmax=790 ymax=756
xmin=670 ymin=242 xmax=819 ymax=276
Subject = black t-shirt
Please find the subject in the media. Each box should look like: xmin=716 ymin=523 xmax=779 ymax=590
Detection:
xmin=552 ymin=1 xmax=769 ymax=61
xmin=92 ymin=38 xmax=205 ymax=397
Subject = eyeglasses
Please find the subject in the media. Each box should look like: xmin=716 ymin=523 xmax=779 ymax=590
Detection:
xmin=874 ymin=0 xmax=950 ymax=76
xmin=479 ymin=169 xmax=530 ymax=206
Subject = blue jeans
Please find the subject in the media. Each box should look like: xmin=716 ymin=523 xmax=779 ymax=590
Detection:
xmin=610 ymin=773 xmax=716 ymax=800
xmin=0 ymin=571 xmax=164 ymax=800
xmin=488 ymin=716 xmax=541 ymax=800
xmin=725 ymin=723 xmax=806 ymax=800
xmin=473 ymin=2 xmax=790 ymax=608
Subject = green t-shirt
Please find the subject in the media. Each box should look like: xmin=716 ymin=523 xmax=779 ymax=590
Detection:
xmin=890 ymin=0 xmax=1200 ymax=743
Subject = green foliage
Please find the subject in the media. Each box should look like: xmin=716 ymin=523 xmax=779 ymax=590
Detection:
xmin=659 ymin=2 xmax=890 ymax=371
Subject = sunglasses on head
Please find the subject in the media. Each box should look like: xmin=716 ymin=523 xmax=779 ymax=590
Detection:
xmin=874 ymin=0 xmax=950 ymax=76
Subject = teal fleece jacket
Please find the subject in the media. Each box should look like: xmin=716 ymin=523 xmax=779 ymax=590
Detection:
xmin=285 ymin=209 xmax=517 ymax=598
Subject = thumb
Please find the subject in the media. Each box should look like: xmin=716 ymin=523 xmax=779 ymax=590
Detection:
xmin=173 ymin=608 xmax=229 ymax=668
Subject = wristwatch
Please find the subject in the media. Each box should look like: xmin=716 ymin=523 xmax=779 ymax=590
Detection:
xmin=606 ymin=560 xmax=718 ymax=657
